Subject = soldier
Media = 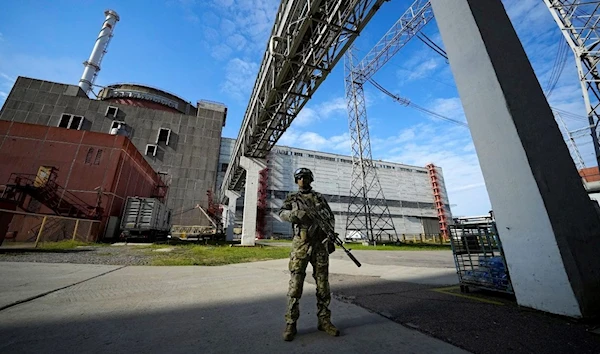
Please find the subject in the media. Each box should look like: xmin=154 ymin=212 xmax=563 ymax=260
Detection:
xmin=279 ymin=167 xmax=340 ymax=341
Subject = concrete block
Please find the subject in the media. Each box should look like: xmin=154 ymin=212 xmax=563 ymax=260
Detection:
xmin=27 ymin=79 xmax=42 ymax=91
xmin=178 ymin=125 xmax=188 ymax=136
xmin=40 ymin=81 xmax=53 ymax=92
xmin=56 ymin=95 xmax=71 ymax=107
xmin=40 ymin=92 xmax=60 ymax=106
xmin=41 ymin=104 xmax=54 ymax=115
xmin=26 ymin=112 xmax=41 ymax=124
xmin=77 ymin=99 xmax=91 ymax=111
xmin=187 ymin=116 xmax=198 ymax=127
xmin=50 ymin=83 xmax=66 ymax=94
xmin=88 ymin=100 xmax=100 ymax=114
xmin=10 ymin=87 xmax=26 ymax=101
xmin=13 ymin=110 xmax=28 ymax=123
xmin=18 ymin=101 xmax=34 ymax=112
xmin=38 ymin=114 xmax=51 ymax=125
xmin=4 ymin=99 xmax=19 ymax=110
xmin=0 ymin=109 xmax=16 ymax=121
xmin=23 ymin=89 xmax=37 ymax=102
xmin=64 ymin=86 xmax=81 ymax=97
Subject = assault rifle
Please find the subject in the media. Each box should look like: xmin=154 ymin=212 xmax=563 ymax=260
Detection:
xmin=294 ymin=196 xmax=362 ymax=268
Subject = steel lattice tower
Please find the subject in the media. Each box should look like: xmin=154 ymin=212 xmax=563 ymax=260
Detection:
xmin=344 ymin=48 xmax=397 ymax=243
xmin=343 ymin=0 xmax=433 ymax=243
xmin=545 ymin=0 xmax=600 ymax=167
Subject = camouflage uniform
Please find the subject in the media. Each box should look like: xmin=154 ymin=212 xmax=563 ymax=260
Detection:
xmin=279 ymin=188 xmax=334 ymax=325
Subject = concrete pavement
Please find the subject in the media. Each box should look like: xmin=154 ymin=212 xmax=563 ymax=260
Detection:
xmin=0 ymin=258 xmax=468 ymax=354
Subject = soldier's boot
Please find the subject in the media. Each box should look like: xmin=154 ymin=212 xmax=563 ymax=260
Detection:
xmin=318 ymin=318 xmax=340 ymax=337
xmin=283 ymin=323 xmax=297 ymax=341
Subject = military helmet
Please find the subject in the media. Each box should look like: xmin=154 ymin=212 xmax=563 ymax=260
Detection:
xmin=294 ymin=167 xmax=314 ymax=183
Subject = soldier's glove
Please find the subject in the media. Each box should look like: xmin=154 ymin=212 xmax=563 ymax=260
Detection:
xmin=291 ymin=210 xmax=312 ymax=225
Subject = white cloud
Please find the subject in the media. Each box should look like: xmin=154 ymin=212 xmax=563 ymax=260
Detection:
xmin=220 ymin=58 xmax=259 ymax=100
xmin=407 ymin=58 xmax=439 ymax=81
xmin=211 ymin=44 xmax=233 ymax=61
xmin=0 ymin=91 xmax=7 ymax=98
xmin=374 ymin=122 xmax=489 ymax=217
xmin=278 ymin=128 xmax=351 ymax=153
xmin=182 ymin=0 xmax=279 ymax=61
xmin=427 ymin=97 xmax=466 ymax=122
xmin=292 ymin=97 xmax=347 ymax=127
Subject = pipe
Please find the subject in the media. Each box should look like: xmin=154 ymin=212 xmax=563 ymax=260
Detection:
xmin=78 ymin=9 xmax=120 ymax=95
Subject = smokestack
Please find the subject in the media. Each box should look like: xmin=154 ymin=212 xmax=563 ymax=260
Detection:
xmin=78 ymin=9 xmax=120 ymax=95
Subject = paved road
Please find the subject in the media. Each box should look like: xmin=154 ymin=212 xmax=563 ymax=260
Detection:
xmin=0 ymin=259 xmax=467 ymax=354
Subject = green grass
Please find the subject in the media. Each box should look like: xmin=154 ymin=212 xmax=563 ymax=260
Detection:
xmin=342 ymin=242 xmax=451 ymax=251
xmin=37 ymin=240 xmax=107 ymax=250
xmin=149 ymin=244 xmax=291 ymax=266
xmin=256 ymin=239 xmax=292 ymax=243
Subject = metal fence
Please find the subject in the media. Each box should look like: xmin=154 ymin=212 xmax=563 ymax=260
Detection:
xmin=0 ymin=209 xmax=101 ymax=247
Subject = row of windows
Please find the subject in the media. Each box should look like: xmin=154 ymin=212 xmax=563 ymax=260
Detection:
xmin=273 ymin=150 xmax=426 ymax=173
xmin=57 ymin=111 xmax=172 ymax=159
xmin=267 ymin=189 xmax=440 ymax=210
xmin=248 ymin=206 xmax=433 ymax=219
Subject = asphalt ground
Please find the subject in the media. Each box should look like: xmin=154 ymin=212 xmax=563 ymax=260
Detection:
xmin=1 ymin=248 xmax=599 ymax=353
xmin=0 ymin=260 xmax=466 ymax=354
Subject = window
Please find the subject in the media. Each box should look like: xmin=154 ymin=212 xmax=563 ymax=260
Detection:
xmin=84 ymin=148 xmax=94 ymax=164
xmin=105 ymin=106 xmax=119 ymax=117
xmin=221 ymin=163 xmax=229 ymax=172
xmin=94 ymin=149 xmax=103 ymax=165
xmin=145 ymin=144 xmax=157 ymax=157
xmin=156 ymin=128 xmax=171 ymax=145
xmin=293 ymin=152 xmax=303 ymax=157
xmin=111 ymin=121 xmax=125 ymax=130
xmin=58 ymin=114 xmax=84 ymax=130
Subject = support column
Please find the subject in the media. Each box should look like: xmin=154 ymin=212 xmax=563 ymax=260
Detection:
xmin=239 ymin=156 xmax=267 ymax=246
xmin=431 ymin=0 xmax=600 ymax=318
xmin=224 ymin=190 xmax=241 ymax=242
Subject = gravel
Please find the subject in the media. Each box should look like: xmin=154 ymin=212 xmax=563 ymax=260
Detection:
xmin=0 ymin=246 xmax=156 ymax=266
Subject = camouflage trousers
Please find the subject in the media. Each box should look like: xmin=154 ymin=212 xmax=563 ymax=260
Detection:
xmin=285 ymin=232 xmax=331 ymax=325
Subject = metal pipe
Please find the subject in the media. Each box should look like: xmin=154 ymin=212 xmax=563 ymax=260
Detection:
xmin=78 ymin=9 xmax=120 ymax=95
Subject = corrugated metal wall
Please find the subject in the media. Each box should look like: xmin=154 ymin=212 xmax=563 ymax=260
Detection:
xmin=218 ymin=138 xmax=453 ymax=238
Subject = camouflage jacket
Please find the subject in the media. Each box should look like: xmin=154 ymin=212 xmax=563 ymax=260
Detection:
xmin=279 ymin=189 xmax=334 ymax=241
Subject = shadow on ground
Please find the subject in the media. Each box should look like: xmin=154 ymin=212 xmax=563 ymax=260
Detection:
xmin=318 ymin=274 xmax=600 ymax=354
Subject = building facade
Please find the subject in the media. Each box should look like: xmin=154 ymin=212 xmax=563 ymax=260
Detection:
xmin=0 ymin=77 xmax=227 ymax=226
xmin=217 ymin=138 xmax=452 ymax=239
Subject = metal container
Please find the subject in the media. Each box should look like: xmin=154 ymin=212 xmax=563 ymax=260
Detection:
xmin=120 ymin=197 xmax=171 ymax=239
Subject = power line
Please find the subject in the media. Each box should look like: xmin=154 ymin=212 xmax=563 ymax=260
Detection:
xmin=368 ymin=78 xmax=468 ymax=127
xmin=416 ymin=33 xmax=448 ymax=60
xmin=545 ymin=35 xmax=569 ymax=98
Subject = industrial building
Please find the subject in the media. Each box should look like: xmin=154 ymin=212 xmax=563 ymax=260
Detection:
xmin=217 ymin=137 xmax=452 ymax=240
xmin=0 ymin=77 xmax=226 ymax=231
xmin=0 ymin=7 xmax=451 ymax=244
xmin=0 ymin=121 xmax=164 ymax=241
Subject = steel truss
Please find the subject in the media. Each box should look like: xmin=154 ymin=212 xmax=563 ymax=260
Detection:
xmin=545 ymin=0 xmax=600 ymax=167
xmin=555 ymin=111 xmax=587 ymax=170
xmin=219 ymin=0 xmax=388 ymax=200
xmin=344 ymin=0 xmax=433 ymax=243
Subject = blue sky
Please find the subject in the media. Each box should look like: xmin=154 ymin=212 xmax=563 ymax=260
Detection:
xmin=0 ymin=0 xmax=593 ymax=217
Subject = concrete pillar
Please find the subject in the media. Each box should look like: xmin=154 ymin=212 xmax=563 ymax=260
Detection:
xmin=224 ymin=190 xmax=241 ymax=242
xmin=239 ymin=156 xmax=267 ymax=246
xmin=431 ymin=0 xmax=600 ymax=318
